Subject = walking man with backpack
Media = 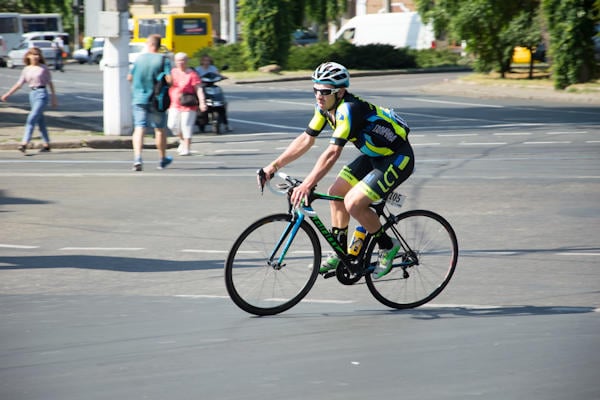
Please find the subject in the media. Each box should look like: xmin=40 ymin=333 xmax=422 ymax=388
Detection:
xmin=127 ymin=34 xmax=173 ymax=171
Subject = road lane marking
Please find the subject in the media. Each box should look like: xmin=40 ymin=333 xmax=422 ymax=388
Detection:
xmin=214 ymin=149 xmax=261 ymax=153
xmin=523 ymin=141 xmax=572 ymax=144
xmin=459 ymin=142 xmax=508 ymax=146
xmin=181 ymin=249 xmax=228 ymax=253
xmin=556 ymin=252 xmax=600 ymax=256
xmin=227 ymin=118 xmax=302 ymax=131
xmin=175 ymin=295 xmax=230 ymax=299
xmin=405 ymin=98 xmax=505 ymax=108
xmin=438 ymin=133 xmax=478 ymax=137
xmin=0 ymin=244 xmax=39 ymax=249
xmin=493 ymin=132 xmax=532 ymax=136
xmin=59 ymin=247 xmax=145 ymax=251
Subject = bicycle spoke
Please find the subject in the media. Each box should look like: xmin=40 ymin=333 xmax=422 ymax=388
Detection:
xmin=225 ymin=214 xmax=320 ymax=315
xmin=366 ymin=210 xmax=458 ymax=309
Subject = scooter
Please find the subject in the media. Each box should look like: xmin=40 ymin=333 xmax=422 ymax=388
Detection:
xmin=197 ymin=65 xmax=229 ymax=134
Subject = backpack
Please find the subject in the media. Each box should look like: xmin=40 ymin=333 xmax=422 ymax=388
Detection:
xmin=151 ymin=56 xmax=171 ymax=112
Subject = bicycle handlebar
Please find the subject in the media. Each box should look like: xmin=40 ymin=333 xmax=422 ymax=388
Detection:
xmin=257 ymin=169 xmax=301 ymax=196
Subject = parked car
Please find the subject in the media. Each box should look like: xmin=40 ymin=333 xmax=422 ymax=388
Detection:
xmin=512 ymin=44 xmax=546 ymax=64
xmin=99 ymin=42 xmax=172 ymax=71
xmin=7 ymin=39 xmax=56 ymax=68
xmin=73 ymin=38 xmax=105 ymax=64
xmin=292 ymin=29 xmax=318 ymax=46
xmin=127 ymin=42 xmax=146 ymax=65
xmin=0 ymin=35 xmax=8 ymax=67
xmin=21 ymin=31 xmax=71 ymax=57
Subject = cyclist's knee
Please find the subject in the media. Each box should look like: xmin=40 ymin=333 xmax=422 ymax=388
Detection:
xmin=344 ymin=190 xmax=369 ymax=215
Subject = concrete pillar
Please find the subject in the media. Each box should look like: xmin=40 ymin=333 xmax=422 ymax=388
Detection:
xmin=102 ymin=0 xmax=132 ymax=136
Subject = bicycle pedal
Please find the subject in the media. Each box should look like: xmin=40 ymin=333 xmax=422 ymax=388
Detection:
xmin=322 ymin=271 xmax=336 ymax=279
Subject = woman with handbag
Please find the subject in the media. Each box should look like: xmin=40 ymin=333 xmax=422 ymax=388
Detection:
xmin=168 ymin=52 xmax=207 ymax=156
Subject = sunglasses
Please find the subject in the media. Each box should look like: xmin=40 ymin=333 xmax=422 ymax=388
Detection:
xmin=313 ymin=87 xmax=341 ymax=96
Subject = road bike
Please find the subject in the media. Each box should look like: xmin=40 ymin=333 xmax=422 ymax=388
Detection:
xmin=225 ymin=172 xmax=458 ymax=316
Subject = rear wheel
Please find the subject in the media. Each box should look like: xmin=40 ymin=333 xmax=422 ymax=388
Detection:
xmin=365 ymin=210 xmax=458 ymax=309
xmin=225 ymin=213 xmax=321 ymax=316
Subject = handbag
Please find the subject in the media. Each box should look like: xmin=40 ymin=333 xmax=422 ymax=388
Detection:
xmin=179 ymin=92 xmax=199 ymax=106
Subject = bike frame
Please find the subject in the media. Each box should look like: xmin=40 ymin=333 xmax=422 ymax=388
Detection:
xmin=270 ymin=189 xmax=415 ymax=276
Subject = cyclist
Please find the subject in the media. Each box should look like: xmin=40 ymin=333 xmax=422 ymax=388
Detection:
xmin=258 ymin=61 xmax=414 ymax=279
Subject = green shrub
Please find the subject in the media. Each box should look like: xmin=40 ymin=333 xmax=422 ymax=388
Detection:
xmin=285 ymin=42 xmax=418 ymax=70
xmin=411 ymin=48 xmax=463 ymax=68
xmin=194 ymin=41 xmax=464 ymax=72
xmin=190 ymin=43 xmax=246 ymax=72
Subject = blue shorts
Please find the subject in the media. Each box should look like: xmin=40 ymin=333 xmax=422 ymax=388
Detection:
xmin=132 ymin=104 xmax=167 ymax=129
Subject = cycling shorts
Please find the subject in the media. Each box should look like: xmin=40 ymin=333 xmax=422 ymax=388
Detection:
xmin=338 ymin=144 xmax=414 ymax=202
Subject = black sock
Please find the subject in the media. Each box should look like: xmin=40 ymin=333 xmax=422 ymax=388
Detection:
xmin=331 ymin=226 xmax=348 ymax=251
xmin=374 ymin=226 xmax=393 ymax=250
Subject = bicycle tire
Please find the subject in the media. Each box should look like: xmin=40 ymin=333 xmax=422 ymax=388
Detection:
xmin=365 ymin=210 xmax=458 ymax=309
xmin=224 ymin=213 xmax=321 ymax=316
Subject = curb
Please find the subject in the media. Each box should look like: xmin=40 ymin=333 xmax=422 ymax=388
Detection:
xmin=233 ymin=66 xmax=471 ymax=84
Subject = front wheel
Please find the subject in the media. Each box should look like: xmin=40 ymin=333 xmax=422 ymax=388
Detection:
xmin=225 ymin=213 xmax=321 ymax=316
xmin=365 ymin=210 xmax=458 ymax=309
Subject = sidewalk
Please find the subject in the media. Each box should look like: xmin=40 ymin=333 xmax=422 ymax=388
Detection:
xmin=1 ymin=69 xmax=598 ymax=151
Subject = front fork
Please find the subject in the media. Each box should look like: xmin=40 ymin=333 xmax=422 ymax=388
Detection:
xmin=267 ymin=211 xmax=306 ymax=269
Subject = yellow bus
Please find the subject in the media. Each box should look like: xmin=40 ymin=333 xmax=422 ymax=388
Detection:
xmin=132 ymin=13 xmax=213 ymax=57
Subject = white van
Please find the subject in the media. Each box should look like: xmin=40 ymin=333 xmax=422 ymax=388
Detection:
xmin=335 ymin=12 xmax=435 ymax=50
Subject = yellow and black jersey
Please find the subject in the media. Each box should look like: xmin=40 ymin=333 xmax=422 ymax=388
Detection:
xmin=306 ymin=92 xmax=410 ymax=157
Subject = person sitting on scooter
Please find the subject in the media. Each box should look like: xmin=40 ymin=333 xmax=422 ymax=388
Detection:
xmin=195 ymin=55 xmax=231 ymax=132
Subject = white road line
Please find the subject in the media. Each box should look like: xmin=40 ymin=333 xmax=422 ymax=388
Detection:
xmin=175 ymin=295 xmax=230 ymax=299
xmin=437 ymin=133 xmax=478 ymax=137
xmin=481 ymin=123 xmax=545 ymax=128
xmin=214 ymin=149 xmax=261 ymax=153
xmin=228 ymin=117 xmax=302 ymax=131
xmin=585 ymin=141 xmax=600 ymax=144
xmin=0 ymin=244 xmax=39 ymax=249
xmin=412 ymin=143 xmax=441 ymax=146
xmin=556 ymin=252 xmax=600 ymax=256
xmin=268 ymin=99 xmax=313 ymax=107
xmin=459 ymin=142 xmax=508 ymax=146
xmin=405 ymin=98 xmax=505 ymax=108
xmin=75 ymin=96 xmax=103 ymax=102
xmin=59 ymin=247 xmax=145 ymax=251
xmin=493 ymin=132 xmax=532 ymax=136
xmin=181 ymin=249 xmax=228 ymax=253
xmin=523 ymin=141 xmax=572 ymax=145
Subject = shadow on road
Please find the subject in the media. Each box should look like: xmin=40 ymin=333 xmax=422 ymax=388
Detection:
xmin=0 ymin=254 xmax=224 ymax=272
xmin=270 ymin=304 xmax=600 ymax=320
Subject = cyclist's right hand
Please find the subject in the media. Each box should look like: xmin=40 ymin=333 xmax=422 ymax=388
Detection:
xmin=256 ymin=168 xmax=274 ymax=194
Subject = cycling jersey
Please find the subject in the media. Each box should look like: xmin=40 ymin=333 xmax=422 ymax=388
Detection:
xmin=306 ymin=92 xmax=409 ymax=157
xmin=306 ymin=92 xmax=414 ymax=201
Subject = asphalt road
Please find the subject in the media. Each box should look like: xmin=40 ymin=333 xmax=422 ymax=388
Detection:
xmin=1 ymin=66 xmax=599 ymax=400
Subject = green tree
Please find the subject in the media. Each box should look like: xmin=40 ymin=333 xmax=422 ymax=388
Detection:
xmin=238 ymin=0 xmax=294 ymax=70
xmin=504 ymin=10 xmax=543 ymax=79
xmin=417 ymin=0 xmax=540 ymax=78
xmin=542 ymin=0 xmax=597 ymax=89
xmin=303 ymin=0 xmax=347 ymax=39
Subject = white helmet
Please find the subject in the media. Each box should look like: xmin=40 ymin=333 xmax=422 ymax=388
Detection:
xmin=311 ymin=62 xmax=350 ymax=88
